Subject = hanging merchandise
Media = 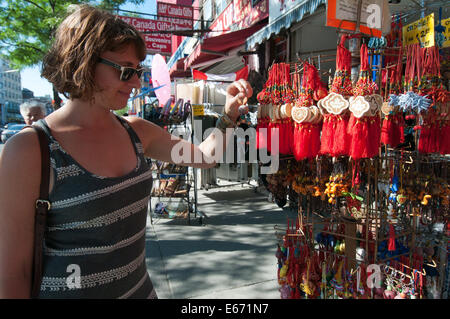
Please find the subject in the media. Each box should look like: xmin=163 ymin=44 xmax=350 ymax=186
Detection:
xmin=398 ymin=43 xmax=450 ymax=155
xmin=319 ymin=34 xmax=353 ymax=157
xmin=381 ymin=55 xmax=405 ymax=148
xmin=256 ymin=71 xmax=272 ymax=152
xmin=420 ymin=45 xmax=450 ymax=155
xmin=381 ymin=16 xmax=405 ymax=149
xmin=254 ymin=11 xmax=450 ymax=300
xmin=256 ymin=63 xmax=295 ymax=155
xmin=278 ymin=63 xmax=296 ymax=156
xmin=291 ymin=62 xmax=325 ymax=160
xmin=347 ymin=41 xmax=382 ymax=160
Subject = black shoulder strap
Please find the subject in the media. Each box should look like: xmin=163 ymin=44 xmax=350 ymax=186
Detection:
xmin=30 ymin=124 xmax=51 ymax=299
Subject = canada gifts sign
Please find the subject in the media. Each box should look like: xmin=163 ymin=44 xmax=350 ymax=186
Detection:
xmin=117 ymin=15 xmax=172 ymax=55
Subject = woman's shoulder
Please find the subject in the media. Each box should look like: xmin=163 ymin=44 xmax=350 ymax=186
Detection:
xmin=121 ymin=116 xmax=161 ymax=145
xmin=2 ymin=127 xmax=41 ymax=156
xmin=1 ymin=127 xmax=42 ymax=172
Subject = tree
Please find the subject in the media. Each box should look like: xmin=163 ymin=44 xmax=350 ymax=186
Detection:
xmin=0 ymin=0 xmax=145 ymax=110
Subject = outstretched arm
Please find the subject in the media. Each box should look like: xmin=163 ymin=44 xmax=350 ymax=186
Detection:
xmin=128 ymin=79 xmax=253 ymax=168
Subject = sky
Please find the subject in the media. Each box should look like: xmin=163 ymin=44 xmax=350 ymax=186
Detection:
xmin=20 ymin=0 xmax=157 ymax=98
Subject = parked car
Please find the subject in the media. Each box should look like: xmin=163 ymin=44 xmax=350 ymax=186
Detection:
xmin=1 ymin=123 xmax=26 ymax=143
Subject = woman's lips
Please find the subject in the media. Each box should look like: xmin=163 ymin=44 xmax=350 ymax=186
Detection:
xmin=119 ymin=91 xmax=131 ymax=98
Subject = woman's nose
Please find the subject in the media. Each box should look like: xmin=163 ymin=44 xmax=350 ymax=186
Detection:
xmin=130 ymin=73 xmax=142 ymax=89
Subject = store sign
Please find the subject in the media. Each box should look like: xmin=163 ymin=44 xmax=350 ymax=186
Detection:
xmin=117 ymin=15 xmax=172 ymax=55
xmin=233 ymin=0 xmax=268 ymax=29
xmin=326 ymin=0 xmax=391 ymax=38
xmin=192 ymin=104 xmax=205 ymax=116
xmin=269 ymin=0 xmax=303 ymax=23
xmin=402 ymin=13 xmax=434 ymax=48
xmin=443 ymin=17 xmax=450 ymax=48
xmin=207 ymin=2 xmax=234 ymax=38
xmin=157 ymin=2 xmax=194 ymax=30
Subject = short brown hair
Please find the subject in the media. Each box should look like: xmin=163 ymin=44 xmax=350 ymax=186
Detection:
xmin=41 ymin=5 xmax=146 ymax=100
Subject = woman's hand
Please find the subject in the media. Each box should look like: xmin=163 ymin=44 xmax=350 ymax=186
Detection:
xmin=224 ymin=79 xmax=253 ymax=122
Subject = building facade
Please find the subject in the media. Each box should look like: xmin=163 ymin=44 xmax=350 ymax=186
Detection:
xmin=0 ymin=58 xmax=23 ymax=124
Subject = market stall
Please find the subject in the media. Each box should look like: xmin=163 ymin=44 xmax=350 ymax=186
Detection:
xmin=252 ymin=5 xmax=449 ymax=299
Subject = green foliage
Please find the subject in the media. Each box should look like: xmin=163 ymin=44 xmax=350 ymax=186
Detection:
xmin=114 ymin=105 xmax=130 ymax=116
xmin=0 ymin=0 xmax=145 ymax=69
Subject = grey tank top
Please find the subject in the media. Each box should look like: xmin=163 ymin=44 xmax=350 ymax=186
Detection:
xmin=34 ymin=115 xmax=156 ymax=299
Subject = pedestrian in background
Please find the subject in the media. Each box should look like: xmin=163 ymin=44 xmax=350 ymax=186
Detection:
xmin=0 ymin=4 xmax=251 ymax=298
xmin=19 ymin=100 xmax=46 ymax=125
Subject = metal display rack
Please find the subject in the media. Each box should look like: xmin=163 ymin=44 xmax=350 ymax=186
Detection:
xmin=142 ymin=103 xmax=200 ymax=225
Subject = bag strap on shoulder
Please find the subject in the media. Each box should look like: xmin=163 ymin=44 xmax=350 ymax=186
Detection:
xmin=30 ymin=124 xmax=51 ymax=299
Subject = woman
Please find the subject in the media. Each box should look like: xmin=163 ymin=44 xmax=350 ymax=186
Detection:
xmin=0 ymin=5 xmax=252 ymax=298
xmin=19 ymin=100 xmax=47 ymax=126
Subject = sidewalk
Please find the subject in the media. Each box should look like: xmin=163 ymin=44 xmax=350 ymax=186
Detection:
xmin=144 ymin=183 xmax=298 ymax=299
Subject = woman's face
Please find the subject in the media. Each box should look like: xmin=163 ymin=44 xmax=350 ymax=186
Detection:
xmin=21 ymin=106 xmax=45 ymax=125
xmin=93 ymin=43 xmax=143 ymax=110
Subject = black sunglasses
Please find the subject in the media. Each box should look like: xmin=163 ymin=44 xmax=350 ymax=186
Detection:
xmin=98 ymin=57 xmax=144 ymax=81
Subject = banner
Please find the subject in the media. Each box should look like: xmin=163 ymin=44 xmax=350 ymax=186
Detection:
xmin=402 ymin=13 xmax=434 ymax=48
xmin=207 ymin=2 xmax=234 ymax=38
xmin=443 ymin=17 xmax=450 ymax=48
xmin=233 ymin=0 xmax=268 ymax=29
xmin=192 ymin=65 xmax=249 ymax=82
xmin=326 ymin=0 xmax=391 ymax=38
xmin=157 ymin=2 xmax=193 ymax=30
xmin=117 ymin=15 xmax=172 ymax=55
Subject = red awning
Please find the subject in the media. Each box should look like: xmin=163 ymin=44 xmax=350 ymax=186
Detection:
xmin=169 ymin=57 xmax=191 ymax=78
xmin=184 ymin=23 xmax=265 ymax=70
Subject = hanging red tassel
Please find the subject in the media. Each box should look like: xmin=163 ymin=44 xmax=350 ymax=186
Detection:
xmin=256 ymin=117 xmax=267 ymax=150
xmin=439 ymin=121 xmax=450 ymax=155
xmin=292 ymin=62 xmax=323 ymax=159
xmin=334 ymin=114 xmax=351 ymax=157
xmin=381 ymin=114 xmax=395 ymax=146
xmin=348 ymin=42 xmax=379 ymax=159
xmin=319 ymin=114 xmax=333 ymax=155
xmin=294 ymin=123 xmax=307 ymax=160
xmin=348 ymin=116 xmax=370 ymax=159
xmin=418 ymin=123 xmax=429 ymax=154
xmin=325 ymin=35 xmax=352 ymax=157
xmin=388 ymin=224 xmax=396 ymax=252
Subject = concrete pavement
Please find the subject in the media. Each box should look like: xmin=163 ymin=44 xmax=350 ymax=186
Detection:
xmin=144 ymin=182 xmax=298 ymax=299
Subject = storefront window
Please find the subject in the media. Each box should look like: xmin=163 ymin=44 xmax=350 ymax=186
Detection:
xmin=273 ymin=35 xmax=287 ymax=63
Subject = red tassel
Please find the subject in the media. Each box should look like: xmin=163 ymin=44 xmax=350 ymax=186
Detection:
xmin=294 ymin=123 xmax=309 ymax=160
xmin=440 ymin=123 xmax=450 ymax=155
xmin=293 ymin=124 xmax=302 ymax=160
xmin=333 ymin=115 xmax=350 ymax=156
xmin=418 ymin=125 xmax=430 ymax=154
xmin=388 ymin=224 xmax=396 ymax=252
xmin=278 ymin=120 xmax=286 ymax=155
xmin=429 ymin=123 xmax=439 ymax=154
xmin=256 ymin=118 xmax=269 ymax=150
xmin=381 ymin=115 xmax=394 ymax=146
xmin=267 ymin=120 xmax=274 ymax=153
xmin=348 ymin=116 xmax=370 ymax=159
xmin=398 ymin=114 xmax=405 ymax=144
xmin=319 ymin=114 xmax=334 ymax=155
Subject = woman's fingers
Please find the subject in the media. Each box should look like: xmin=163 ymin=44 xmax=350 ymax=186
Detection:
xmin=225 ymin=80 xmax=253 ymax=120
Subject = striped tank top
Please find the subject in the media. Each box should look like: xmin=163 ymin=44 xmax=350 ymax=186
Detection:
xmin=34 ymin=115 xmax=157 ymax=299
